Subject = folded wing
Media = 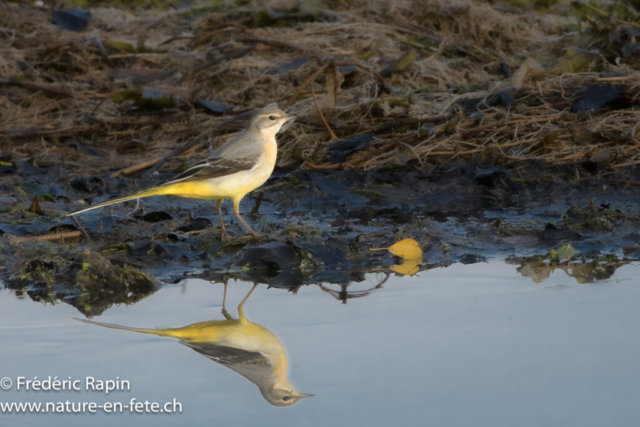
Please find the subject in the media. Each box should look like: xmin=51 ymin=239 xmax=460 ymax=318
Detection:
xmin=182 ymin=342 xmax=274 ymax=384
xmin=162 ymin=157 xmax=257 ymax=185
xmin=161 ymin=133 xmax=262 ymax=185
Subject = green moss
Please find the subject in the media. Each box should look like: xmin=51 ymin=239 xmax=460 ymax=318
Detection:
xmin=283 ymin=225 xmax=322 ymax=236
xmin=105 ymin=40 xmax=137 ymax=53
xmin=110 ymin=88 xmax=175 ymax=110
xmin=563 ymin=201 xmax=636 ymax=232
xmin=110 ymin=88 xmax=143 ymax=104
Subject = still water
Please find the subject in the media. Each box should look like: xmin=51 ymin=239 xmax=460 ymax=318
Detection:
xmin=1 ymin=260 xmax=639 ymax=426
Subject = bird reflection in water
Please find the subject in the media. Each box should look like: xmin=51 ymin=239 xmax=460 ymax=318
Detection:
xmin=77 ymin=283 xmax=313 ymax=407
xmin=318 ymin=276 xmax=388 ymax=304
xmin=319 ymin=258 xmax=422 ymax=304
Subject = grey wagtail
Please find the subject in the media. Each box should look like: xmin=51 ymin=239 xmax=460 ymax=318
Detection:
xmin=76 ymin=283 xmax=313 ymax=407
xmin=69 ymin=107 xmax=294 ymax=241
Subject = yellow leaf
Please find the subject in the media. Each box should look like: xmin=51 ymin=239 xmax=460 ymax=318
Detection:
xmin=555 ymin=244 xmax=577 ymax=260
xmin=390 ymin=258 xmax=422 ymax=276
xmin=388 ymin=238 xmax=422 ymax=260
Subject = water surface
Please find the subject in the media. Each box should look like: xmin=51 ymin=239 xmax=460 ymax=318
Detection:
xmin=1 ymin=260 xmax=639 ymax=426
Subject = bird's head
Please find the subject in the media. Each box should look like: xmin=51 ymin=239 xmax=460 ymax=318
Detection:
xmin=249 ymin=106 xmax=295 ymax=138
xmin=262 ymin=385 xmax=314 ymax=407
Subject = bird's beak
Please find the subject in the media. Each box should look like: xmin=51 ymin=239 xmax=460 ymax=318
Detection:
xmin=296 ymin=393 xmax=315 ymax=399
xmin=284 ymin=114 xmax=297 ymax=123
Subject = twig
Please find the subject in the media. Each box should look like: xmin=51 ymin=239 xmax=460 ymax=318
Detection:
xmin=594 ymin=77 xmax=633 ymax=82
xmin=310 ymin=85 xmax=337 ymax=140
xmin=461 ymin=116 xmax=561 ymax=138
xmin=110 ymin=156 xmax=165 ymax=179
xmin=90 ymin=96 xmax=108 ymax=116
xmin=3 ymin=126 xmax=93 ymax=139
xmin=194 ymin=27 xmax=235 ymax=46
xmin=0 ymin=79 xmax=73 ymax=99
xmin=110 ymin=142 xmax=207 ymax=178
xmin=424 ymin=138 xmax=539 ymax=156
xmin=304 ymin=161 xmax=346 ymax=170
xmin=160 ymin=35 xmax=195 ymax=45
xmin=617 ymin=180 xmax=640 ymax=187
xmin=575 ymin=171 xmax=620 ymax=182
xmin=9 ymin=231 xmax=82 ymax=244
xmin=614 ymin=159 xmax=640 ymax=169
xmin=71 ymin=216 xmax=93 ymax=244
xmin=283 ymin=63 xmax=329 ymax=110
xmin=335 ymin=62 xmax=387 ymax=89
xmin=550 ymin=153 xmax=590 ymax=163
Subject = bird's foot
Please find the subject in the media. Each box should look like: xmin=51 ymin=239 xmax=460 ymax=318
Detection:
xmin=248 ymin=232 xmax=264 ymax=240
xmin=220 ymin=232 xmax=233 ymax=243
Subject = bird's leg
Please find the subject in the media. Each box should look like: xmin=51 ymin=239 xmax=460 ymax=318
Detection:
xmin=215 ymin=199 xmax=231 ymax=242
xmin=221 ymin=280 xmax=232 ymax=320
xmin=232 ymin=196 xmax=263 ymax=239
xmin=238 ymin=283 xmax=258 ymax=321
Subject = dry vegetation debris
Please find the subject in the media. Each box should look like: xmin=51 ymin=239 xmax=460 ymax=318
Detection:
xmin=1 ymin=0 xmax=640 ymax=176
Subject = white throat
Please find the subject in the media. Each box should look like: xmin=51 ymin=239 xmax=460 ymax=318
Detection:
xmin=260 ymin=123 xmax=284 ymax=140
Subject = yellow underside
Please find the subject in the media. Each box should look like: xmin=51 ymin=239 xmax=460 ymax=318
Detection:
xmin=139 ymin=141 xmax=275 ymax=202
xmin=150 ymin=182 xmax=226 ymax=200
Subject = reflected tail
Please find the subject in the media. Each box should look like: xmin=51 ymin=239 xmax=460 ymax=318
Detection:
xmin=74 ymin=318 xmax=172 ymax=337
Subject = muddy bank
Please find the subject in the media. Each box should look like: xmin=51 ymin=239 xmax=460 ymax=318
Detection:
xmin=2 ymin=160 xmax=640 ymax=316
xmin=2 ymin=0 xmax=640 ymax=316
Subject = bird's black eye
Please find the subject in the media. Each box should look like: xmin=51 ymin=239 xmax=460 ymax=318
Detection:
xmin=269 ymin=115 xmax=276 ymax=121
xmin=283 ymin=396 xmax=290 ymax=401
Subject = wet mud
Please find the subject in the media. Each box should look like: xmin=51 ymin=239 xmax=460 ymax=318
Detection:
xmin=2 ymin=161 xmax=639 ymax=317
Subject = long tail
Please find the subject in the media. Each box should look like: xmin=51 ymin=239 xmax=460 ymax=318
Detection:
xmin=74 ymin=318 xmax=218 ymax=341
xmin=74 ymin=318 xmax=169 ymax=337
xmin=67 ymin=188 xmax=158 ymax=216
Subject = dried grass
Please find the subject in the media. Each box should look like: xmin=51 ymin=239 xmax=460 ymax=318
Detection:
xmin=1 ymin=0 xmax=639 ymax=175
